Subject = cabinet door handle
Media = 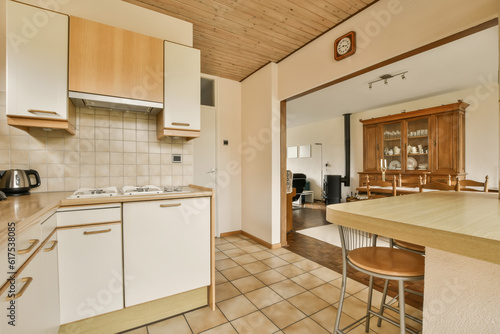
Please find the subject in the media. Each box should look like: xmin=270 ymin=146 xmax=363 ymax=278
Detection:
xmin=44 ymin=240 xmax=58 ymax=252
xmin=6 ymin=277 xmax=33 ymax=301
xmin=160 ymin=203 xmax=182 ymax=208
xmin=17 ymin=239 xmax=39 ymax=255
xmin=171 ymin=122 xmax=190 ymax=127
xmin=28 ymin=109 xmax=58 ymax=115
xmin=83 ymin=228 xmax=112 ymax=235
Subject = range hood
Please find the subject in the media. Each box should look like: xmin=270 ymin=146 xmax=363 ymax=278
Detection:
xmin=69 ymin=91 xmax=163 ymax=113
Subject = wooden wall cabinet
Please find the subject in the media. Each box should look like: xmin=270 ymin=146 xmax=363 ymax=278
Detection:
xmin=6 ymin=1 xmax=76 ymax=135
xmin=69 ymin=16 xmax=164 ymax=103
xmin=360 ymin=101 xmax=468 ymax=184
xmin=157 ymin=41 xmax=201 ymax=140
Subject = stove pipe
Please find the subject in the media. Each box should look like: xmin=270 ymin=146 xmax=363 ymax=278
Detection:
xmin=341 ymin=113 xmax=351 ymax=187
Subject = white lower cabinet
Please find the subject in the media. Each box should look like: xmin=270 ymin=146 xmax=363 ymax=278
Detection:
xmin=57 ymin=223 xmax=123 ymax=324
xmin=0 ymin=232 xmax=59 ymax=334
xmin=123 ymin=197 xmax=211 ymax=307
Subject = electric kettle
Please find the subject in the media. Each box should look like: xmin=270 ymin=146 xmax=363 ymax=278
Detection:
xmin=0 ymin=169 xmax=41 ymax=196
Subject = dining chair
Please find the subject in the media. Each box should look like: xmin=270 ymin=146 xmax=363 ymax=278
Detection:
xmin=334 ymin=226 xmax=425 ymax=334
xmin=457 ymin=175 xmax=489 ymax=192
xmin=418 ymin=175 xmax=459 ymax=192
xmin=366 ymin=174 xmax=397 ymax=198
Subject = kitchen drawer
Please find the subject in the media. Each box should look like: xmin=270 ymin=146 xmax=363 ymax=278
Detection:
xmin=15 ymin=223 xmax=42 ymax=273
xmin=57 ymin=204 xmax=121 ymax=227
xmin=41 ymin=212 xmax=57 ymax=242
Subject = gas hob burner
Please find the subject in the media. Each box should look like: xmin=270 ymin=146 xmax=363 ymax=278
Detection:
xmin=122 ymin=185 xmax=163 ymax=196
xmin=69 ymin=187 xmax=118 ymax=199
xmin=164 ymin=186 xmax=185 ymax=192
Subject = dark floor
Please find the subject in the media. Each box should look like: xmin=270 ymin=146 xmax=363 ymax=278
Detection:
xmin=286 ymin=202 xmax=424 ymax=310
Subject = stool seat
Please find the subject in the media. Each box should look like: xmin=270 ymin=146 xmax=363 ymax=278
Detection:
xmin=393 ymin=239 xmax=425 ymax=253
xmin=349 ymin=247 xmax=425 ymax=277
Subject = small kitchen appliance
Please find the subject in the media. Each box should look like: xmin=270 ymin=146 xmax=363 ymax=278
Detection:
xmin=0 ymin=169 xmax=41 ymax=196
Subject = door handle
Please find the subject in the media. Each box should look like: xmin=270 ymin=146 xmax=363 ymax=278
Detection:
xmin=84 ymin=229 xmax=112 ymax=235
xmin=17 ymin=239 xmax=39 ymax=255
xmin=6 ymin=277 xmax=33 ymax=301
xmin=28 ymin=109 xmax=58 ymax=115
xmin=44 ymin=240 xmax=58 ymax=252
xmin=160 ymin=203 xmax=182 ymax=208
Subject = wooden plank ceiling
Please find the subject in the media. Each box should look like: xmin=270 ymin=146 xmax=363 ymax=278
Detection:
xmin=123 ymin=0 xmax=378 ymax=82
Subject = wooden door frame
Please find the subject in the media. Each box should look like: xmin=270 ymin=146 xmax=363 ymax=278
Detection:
xmin=279 ymin=19 xmax=498 ymax=247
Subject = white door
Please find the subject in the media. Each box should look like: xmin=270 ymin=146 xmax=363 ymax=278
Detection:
xmin=193 ymin=106 xmax=218 ymax=234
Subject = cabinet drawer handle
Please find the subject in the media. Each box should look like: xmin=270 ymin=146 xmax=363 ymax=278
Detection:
xmin=6 ymin=277 xmax=33 ymax=301
xmin=28 ymin=109 xmax=58 ymax=115
xmin=44 ymin=240 xmax=58 ymax=252
xmin=171 ymin=122 xmax=190 ymax=127
xmin=17 ymin=239 xmax=39 ymax=255
xmin=160 ymin=203 xmax=182 ymax=208
xmin=84 ymin=229 xmax=112 ymax=235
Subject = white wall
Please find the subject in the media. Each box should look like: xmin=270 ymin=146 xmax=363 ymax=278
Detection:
xmin=241 ymin=63 xmax=280 ymax=245
xmin=12 ymin=0 xmax=193 ymax=46
xmin=287 ymin=118 xmax=347 ymax=200
xmin=216 ymin=77 xmax=242 ymax=235
xmin=278 ymin=0 xmax=498 ymax=101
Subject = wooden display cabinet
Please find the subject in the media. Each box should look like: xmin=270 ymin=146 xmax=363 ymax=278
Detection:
xmin=359 ymin=101 xmax=467 ymax=185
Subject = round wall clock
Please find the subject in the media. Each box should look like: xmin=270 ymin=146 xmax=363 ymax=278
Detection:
xmin=334 ymin=31 xmax=356 ymax=61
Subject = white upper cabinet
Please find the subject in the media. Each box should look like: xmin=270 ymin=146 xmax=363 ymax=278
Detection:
xmin=158 ymin=41 xmax=201 ymax=140
xmin=6 ymin=1 xmax=75 ymax=134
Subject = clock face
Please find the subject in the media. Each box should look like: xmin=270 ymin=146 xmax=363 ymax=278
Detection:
xmin=337 ymin=37 xmax=351 ymax=55
xmin=334 ymin=31 xmax=356 ymax=61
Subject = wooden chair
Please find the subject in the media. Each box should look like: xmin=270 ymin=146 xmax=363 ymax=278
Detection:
xmin=334 ymin=226 xmax=424 ymax=334
xmin=457 ymin=176 xmax=489 ymax=192
xmin=366 ymin=174 xmax=397 ymax=198
xmin=419 ymin=175 xmax=459 ymax=192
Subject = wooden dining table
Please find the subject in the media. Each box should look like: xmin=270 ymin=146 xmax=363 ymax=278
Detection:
xmin=326 ymin=191 xmax=500 ymax=333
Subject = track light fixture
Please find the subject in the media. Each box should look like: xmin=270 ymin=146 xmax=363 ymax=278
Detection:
xmin=368 ymin=71 xmax=408 ymax=89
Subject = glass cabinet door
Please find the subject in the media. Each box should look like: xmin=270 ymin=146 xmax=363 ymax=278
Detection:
xmin=382 ymin=122 xmax=402 ymax=171
xmin=406 ymin=118 xmax=429 ymax=171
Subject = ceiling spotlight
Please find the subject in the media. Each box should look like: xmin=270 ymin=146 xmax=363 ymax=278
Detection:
xmin=368 ymin=71 xmax=408 ymax=89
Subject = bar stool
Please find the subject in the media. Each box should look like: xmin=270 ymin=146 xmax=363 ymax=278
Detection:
xmin=334 ymin=226 xmax=425 ymax=334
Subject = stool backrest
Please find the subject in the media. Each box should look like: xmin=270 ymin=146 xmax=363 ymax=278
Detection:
xmin=338 ymin=226 xmax=377 ymax=256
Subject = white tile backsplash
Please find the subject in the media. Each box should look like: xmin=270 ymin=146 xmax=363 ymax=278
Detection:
xmin=0 ymin=106 xmax=193 ymax=192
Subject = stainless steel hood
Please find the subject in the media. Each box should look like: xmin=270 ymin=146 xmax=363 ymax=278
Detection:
xmin=69 ymin=91 xmax=163 ymax=113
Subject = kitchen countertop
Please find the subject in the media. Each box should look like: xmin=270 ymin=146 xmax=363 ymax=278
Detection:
xmin=0 ymin=185 xmax=213 ymax=245
xmin=326 ymin=191 xmax=500 ymax=265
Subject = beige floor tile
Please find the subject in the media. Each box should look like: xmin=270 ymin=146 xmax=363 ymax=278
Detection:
xmin=309 ymin=267 xmax=342 ymax=282
xmin=261 ymin=256 xmax=289 ymax=268
xmin=231 ymin=275 xmax=266 ymax=293
xmin=252 ymin=250 xmax=275 ymax=260
xmin=184 ymin=306 xmax=228 ymax=334
xmin=200 ymin=323 xmax=238 ymax=334
xmin=123 ymin=327 xmax=148 ymax=334
xmin=233 ymin=240 xmax=254 ymax=248
xmin=331 ymin=277 xmax=368 ymax=296
xmin=223 ymin=248 xmax=248 ymax=258
xmin=217 ymin=243 xmax=238 ymax=251
xmin=352 ymin=285 xmax=389 ymax=309
xmin=220 ymin=266 xmax=251 ymax=281
xmin=231 ymin=311 xmax=279 ymax=334
xmin=232 ymin=254 xmax=258 ymax=265
xmin=287 ymin=291 xmax=330 ymax=316
xmin=274 ymin=264 xmax=305 ymax=278
xmin=267 ymin=248 xmax=290 ymax=256
xmin=215 ymin=282 xmax=241 ymax=302
xmin=340 ymin=295 xmax=370 ymax=321
xmin=293 ymin=259 xmax=323 ymax=271
xmin=215 ymin=252 xmax=229 ymax=261
xmin=310 ymin=283 xmax=342 ymax=304
xmin=269 ymin=279 xmax=306 ymax=299
xmin=309 ymin=305 xmax=361 ymax=334
xmin=245 ymin=286 xmax=284 ymax=309
xmin=241 ymin=245 xmax=265 ymax=253
xmin=215 ymin=258 xmax=239 ymax=271
xmin=242 ymin=261 xmax=271 ymax=274
xmin=215 ymin=271 xmax=228 ymax=285
xmin=282 ymin=317 xmax=329 ymax=334
xmin=279 ymin=252 xmax=305 ymax=263
xmin=223 ymin=235 xmax=244 ymax=242
xmin=262 ymin=300 xmax=306 ymax=329
xmin=252 ymin=270 xmax=286 ymax=286
xmin=217 ymin=295 xmax=258 ymax=321
xmin=215 ymin=238 xmax=230 ymax=245
xmin=148 ymin=315 xmax=191 ymax=334
xmin=290 ymin=273 xmax=326 ymax=290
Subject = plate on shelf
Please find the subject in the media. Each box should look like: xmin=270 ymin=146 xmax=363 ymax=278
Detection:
xmin=407 ymin=157 xmax=417 ymax=169
xmin=388 ymin=160 xmax=401 ymax=170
